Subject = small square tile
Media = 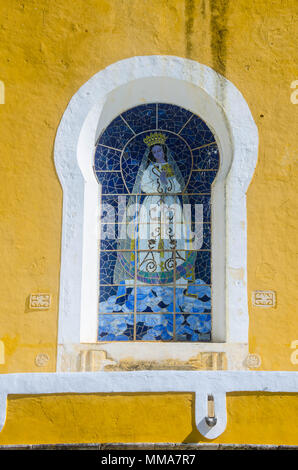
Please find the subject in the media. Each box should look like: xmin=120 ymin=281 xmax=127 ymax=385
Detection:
xmin=29 ymin=294 xmax=51 ymax=309
xmin=252 ymin=290 xmax=276 ymax=307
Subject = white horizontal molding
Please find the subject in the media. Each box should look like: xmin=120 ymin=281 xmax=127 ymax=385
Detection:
xmin=0 ymin=371 xmax=297 ymax=439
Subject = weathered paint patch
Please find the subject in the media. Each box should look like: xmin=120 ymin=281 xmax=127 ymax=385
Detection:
xmin=104 ymin=352 xmax=227 ymax=371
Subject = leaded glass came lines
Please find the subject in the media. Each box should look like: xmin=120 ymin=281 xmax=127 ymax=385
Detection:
xmin=95 ymin=103 xmax=219 ymax=342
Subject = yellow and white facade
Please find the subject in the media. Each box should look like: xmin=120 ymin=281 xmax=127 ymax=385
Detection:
xmin=0 ymin=0 xmax=297 ymax=446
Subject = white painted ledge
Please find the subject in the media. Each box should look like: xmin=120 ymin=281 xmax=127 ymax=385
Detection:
xmin=0 ymin=371 xmax=297 ymax=439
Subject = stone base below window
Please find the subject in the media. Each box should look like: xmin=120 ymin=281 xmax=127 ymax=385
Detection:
xmin=57 ymin=343 xmax=249 ymax=372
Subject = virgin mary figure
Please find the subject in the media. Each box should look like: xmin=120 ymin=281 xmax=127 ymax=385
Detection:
xmin=114 ymin=132 xmax=196 ymax=286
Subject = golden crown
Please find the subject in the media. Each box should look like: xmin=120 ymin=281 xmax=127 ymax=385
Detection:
xmin=143 ymin=132 xmax=167 ymax=147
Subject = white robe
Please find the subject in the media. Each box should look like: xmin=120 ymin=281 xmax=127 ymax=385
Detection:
xmin=135 ymin=162 xmax=192 ymax=279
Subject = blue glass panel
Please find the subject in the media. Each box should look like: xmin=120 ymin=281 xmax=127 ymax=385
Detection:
xmin=100 ymin=223 xmax=137 ymax=251
xmin=121 ymin=103 xmax=156 ymax=134
xmin=158 ymin=103 xmax=193 ymax=134
xmin=96 ymin=171 xmax=128 ymax=194
xmin=175 ymin=314 xmax=211 ymax=341
xmin=187 ymin=194 xmax=212 ymax=223
xmin=97 ymin=103 xmax=217 ymax=343
xmin=188 ymin=223 xmax=211 ymax=250
xmin=202 ymin=224 xmax=211 ymax=250
xmin=193 ymin=251 xmax=211 ymax=285
xmin=193 ymin=144 xmax=219 ymax=170
xmin=99 ymin=285 xmax=135 ymax=313
xmin=100 ymin=195 xmax=136 ymax=224
xmin=99 ymin=251 xmax=118 ymax=285
xmin=180 ymin=115 xmax=215 ymax=149
xmin=176 ymin=283 xmax=211 ymax=313
xmin=176 ymin=252 xmax=210 ymax=285
xmin=99 ymin=251 xmax=135 ymax=285
xmin=178 ymin=223 xmax=206 ymax=251
xmin=136 ymin=314 xmax=173 ymax=340
xmin=121 ymin=133 xmax=147 ymax=193
xmin=94 ymin=146 xmax=121 ymax=171
xmin=161 ymin=133 xmax=192 ymax=184
xmin=185 ymin=171 xmax=217 ymax=193
xmin=98 ymin=314 xmax=134 ymax=341
xmin=98 ymin=115 xmax=134 ymax=150
xmin=100 ymin=224 xmax=118 ymax=251
xmin=135 ymin=286 xmax=174 ymax=313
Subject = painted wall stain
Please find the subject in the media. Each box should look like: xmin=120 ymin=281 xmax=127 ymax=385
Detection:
xmin=185 ymin=0 xmax=195 ymax=58
xmin=210 ymin=0 xmax=229 ymax=76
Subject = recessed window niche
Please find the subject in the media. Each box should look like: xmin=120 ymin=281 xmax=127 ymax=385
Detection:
xmin=95 ymin=103 xmax=219 ymax=342
xmin=54 ymin=56 xmax=258 ymax=371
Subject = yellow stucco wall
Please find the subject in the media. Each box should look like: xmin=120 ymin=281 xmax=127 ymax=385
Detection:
xmin=0 ymin=393 xmax=297 ymax=446
xmin=0 ymin=0 xmax=297 ymax=444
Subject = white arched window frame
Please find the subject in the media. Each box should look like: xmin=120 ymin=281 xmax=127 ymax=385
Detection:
xmin=55 ymin=56 xmax=258 ymax=370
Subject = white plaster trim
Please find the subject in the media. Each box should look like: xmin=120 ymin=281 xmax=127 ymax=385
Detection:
xmin=0 ymin=371 xmax=297 ymax=439
xmin=54 ymin=55 xmax=258 ymax=350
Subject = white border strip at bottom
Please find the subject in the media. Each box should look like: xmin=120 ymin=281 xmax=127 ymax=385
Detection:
xmin=0 ymin=371 xmax=297 ymax=439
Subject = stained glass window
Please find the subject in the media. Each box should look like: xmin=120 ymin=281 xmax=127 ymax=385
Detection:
xmin=95 ymin=103 xmax=219 ymax=342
